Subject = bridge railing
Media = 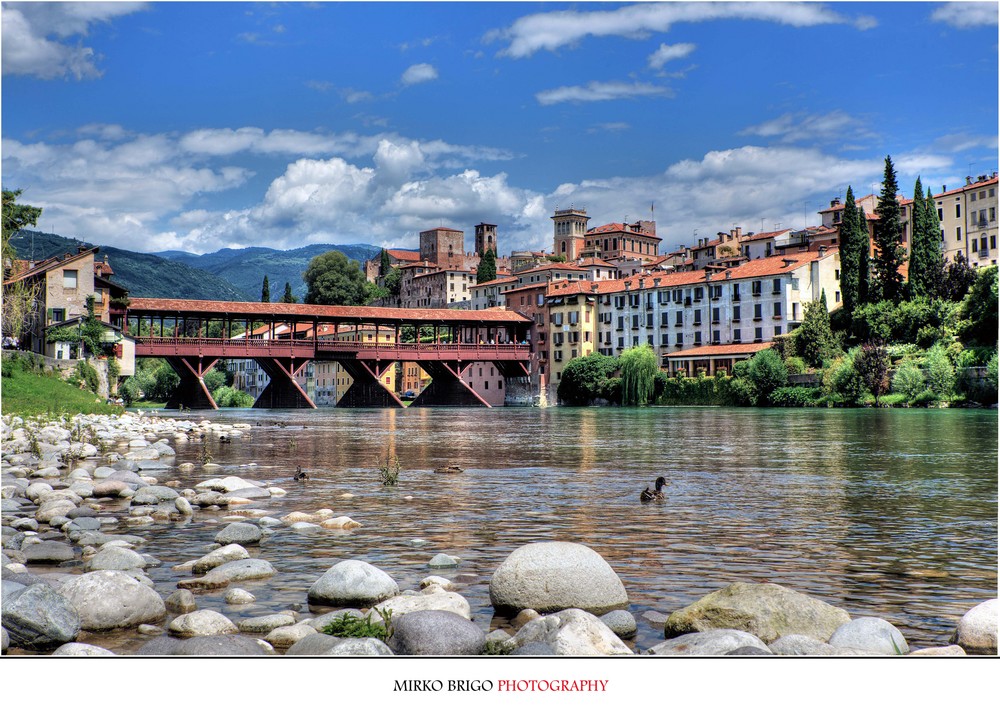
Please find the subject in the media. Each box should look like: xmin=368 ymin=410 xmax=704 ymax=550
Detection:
xmin=133 ymin=336 xmax=531 ymax=360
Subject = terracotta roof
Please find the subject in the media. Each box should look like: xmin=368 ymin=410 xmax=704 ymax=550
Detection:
xmin=519 ymin=262 xmax=589 ymax=274
xmin=126 ymin=298 xmax=531 ymax=324
xmin=935 ymin=175 xmax=998 ymax=199
xmin=739 ymin=230 xmax=789 ymax=242
xmin=4 ymin=247 xmax=99 ymax=285
xmin=387 ymin=249 xmax=420 ymax=261
xmin=575 ymin=257 xmax=617 ymax=268
xmin=586 ymin=222 xmax=660 ymax=239
xmin=708 ymin=248 xmax=837 ymax=282
xmin=666 ymin=342 xmax=774 ymax=358
xmin=473 ymin=276 xmax=518 ymax=288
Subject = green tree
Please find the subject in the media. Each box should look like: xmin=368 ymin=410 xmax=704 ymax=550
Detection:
xmin=922 ymin=186 xmax=945 ymax=295
xmin=924 ymin=344 xmax=955 ymax=398
xmin=939 ymin=253 xmax=977 ymax=301
xmin=261 ymin=275 xmax=270 ymax=302
xmin=2 ymin=189 xmax=43 ymax=266
xmin=303 ymin=251 xmax=367 ymax=306
xmin=958 ymin=266 xmax=998 ymax=347
xmin=203 ymin=366 xmax=227 ymax=393
xmin=280 ymin=282 xmax=297 ymax=303
xmin=907 ymin=177 xmax=929 ymax=298
xmin=80 ymin=295 xmax=106 ymax=357
xmin=383 ymin=267 xmax=402 ymax=297
xmin=619 ymin=344 xmax=658 ymax=406
xmin=871 ymin=156 xmax=906 ymax=303
xmin=892 ymin=361 xmax=925 ymax=401
xmin=795 ymin=290 xmax=838 ymax=367
xmin=477 ymin=248 xmax=497 ymax=284
xmin=746 ymin=349 xmax=788 ymax=405
xmin=853 ymin=340 xmax=890 ymax=405
xmin=857 ymin=203 xmax=871 ymax=306
xmin=838 ymin=186 xmax=865 ymax=317
xmin=379 ymin=248 xmax=392 ymax=277
xmin=557 ymin=352 xmax=618 ymax=406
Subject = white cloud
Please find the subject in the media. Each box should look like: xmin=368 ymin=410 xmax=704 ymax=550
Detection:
xmin=490 ymin=2 xmax=875 ymax=58
xmin=536 ymin=80 xmax=672 ymax=105
xmin=648 ymin=42 xmax=696 ymax=69
xmin=740 ymin=111 xmax=874 ymax=145
xmin=931 ymin=2 xmax=998 ymax=28
xmin=2 ymin=2 xmax=147 ymax=79
xmin=401 ymin=63 xmax=439 ymax=86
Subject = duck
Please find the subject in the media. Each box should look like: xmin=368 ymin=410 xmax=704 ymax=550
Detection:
xmin=640 ymin=476 xmax=667 ymax=502
xmin=434 ymin=465 xmax=464 ymax=474
xmin=293 ymin=465 xmax=309 ymax=481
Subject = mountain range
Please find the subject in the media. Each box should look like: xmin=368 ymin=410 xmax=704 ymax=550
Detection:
xmin=11 ymin=231 xmax=383 ymax=302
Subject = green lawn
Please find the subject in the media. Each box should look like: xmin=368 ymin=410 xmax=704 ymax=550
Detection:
xmin=1 ymin=366 xmax=124 ymax=417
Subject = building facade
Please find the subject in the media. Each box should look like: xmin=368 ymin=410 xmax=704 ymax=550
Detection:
xmin=936 ymin=174 xmax=998 ymax=268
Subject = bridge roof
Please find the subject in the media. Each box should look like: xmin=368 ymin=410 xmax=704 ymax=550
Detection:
xmin=126 ymin=298 xmax=531 ymax=325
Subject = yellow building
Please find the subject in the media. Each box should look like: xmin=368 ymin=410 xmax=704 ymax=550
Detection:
xmin=315 ymin=325 xmax=399 ymax=406
xmin=545 ymin=279 xmax=600 ymax=403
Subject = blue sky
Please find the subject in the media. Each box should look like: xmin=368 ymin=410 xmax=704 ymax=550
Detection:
xmin=2 ymin=1 xmax=997 ymax=256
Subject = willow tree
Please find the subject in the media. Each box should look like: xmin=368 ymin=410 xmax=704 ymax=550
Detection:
xmin=619 ymin=343 xmax=659 ymax=406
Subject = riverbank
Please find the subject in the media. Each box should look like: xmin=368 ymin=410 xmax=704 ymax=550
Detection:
xmin=1 ymin=356 xmax=123 ymax=417
xmin=3 ymin=411 xmax=996 ymax=656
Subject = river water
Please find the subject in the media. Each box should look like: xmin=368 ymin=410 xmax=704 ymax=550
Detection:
xmin=76 ymin=406 xmax=997 ymax=653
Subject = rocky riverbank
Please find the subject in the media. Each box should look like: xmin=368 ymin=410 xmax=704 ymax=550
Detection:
xmin=2 ymin=412 xmax=996 ymax=656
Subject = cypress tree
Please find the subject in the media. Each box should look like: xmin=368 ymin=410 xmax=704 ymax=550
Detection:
xmin=857 ymin=204 xmax=871 ymax=305
xmin=923 ymin=186 xmax=944 ymax=296
xmin=908 ymin=177 xmax=929 ymax=298
xmin=838 ymin=186 xmax=862 ymax=318
xmin=261 ymin=275 xmax=270 ymax=302
xmin=476 ymin=248 xmax=497 ymax=284
xmin=280 ymin=282 xmax=297 ymax=303
xmin=872 ymin=155 xmax=906 ymax=303
xmin=379 ymin=249 xmax=391 ymax=276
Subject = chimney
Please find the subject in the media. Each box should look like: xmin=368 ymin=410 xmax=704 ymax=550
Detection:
xmin=733 ymin=226 xmax=742 ymax=241
xmin=830 ymin=198 xmax=841 ymax=207
xmin=818 ymin=246 xmax=828 ymax=257
xmin=653 ymin=277 xmax=661 ymax=286
xmin=966 ymin=176 xmax=973 ymax=185
xmin=591 ymin=282 xmax=599 ymax=293
xmin=942 ymin=185 xmax=947 ymax=192
xmin=725 ymin=270 xmax=732 ymax=280
xmin=638 ymin=278 xmax=645 ymax=289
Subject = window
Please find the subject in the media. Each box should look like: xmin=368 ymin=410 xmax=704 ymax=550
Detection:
xmin=693 ymin=309 xmax=701 ymax=325
xmin=617 ymin=316 xmax=624 ymax=330
xmin=646 ymin=314 xmax=653 ymax=328
xmin=712 ymin=330 xmax=721 ymax=344
xmin=956 ymin=204 xmax=961 ymax=218
xmin=733 ymin=328 xmax=741 ymax=343
xmin=751 ymin=280 xmax=762 ymax=296
xmin=712 ymin=307 xmax=720 ymax=324
xmin=957 ymin=227 xmax=962 ymax=242
xmin=754 ymin=304 xmax=762 ymax=320
xmin=773 ymin=302 xmax=782 ymax=317
xmin=63 ymin=270 xmax=78 ymax=289
xmin=992 ymin=236 xmax=997 ymax=250
xmin=733 ymin=305 xmax=741 ymax=321
xmin=693 ymin=331 xmax=702 ymax=346
xmin=772 ymin=278 xmax=781 ymax=294
xmin=661 ymin=333 xmax=670 ymax=346
xmin=755 ymin=327 xmax=763 ymax=342
xmin=661 ymin=312 xmax=670 ymax=327
xmin=51 ymin=308 xmax=65 ymax=323
xmin=835 ymin=291 xmax=841 ymax=304
xmin=632 ymin=315 xmax=639 ymax=329
xmin=694 ymin=287 xmax=704 ymax=302
xmin=938 ymin=208 xmax=943 ymax=221
xmin=675 ymin=333 xmax=683 ymax=346
xmin=675 ymin=313 xmax=683 ymax=327
xmin=991 ymin=207 xmax=996 ymax=222
xmin=775 ymin=326 xmax=782 ymax=337
xmin=971 ymin=192 xmax=977 ymax=202
xmin=972 ymin=238 xmax=979 ymax=253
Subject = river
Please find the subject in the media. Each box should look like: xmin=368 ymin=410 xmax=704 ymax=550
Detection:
xmin=76 ymin=405 xmax=997 ymax=653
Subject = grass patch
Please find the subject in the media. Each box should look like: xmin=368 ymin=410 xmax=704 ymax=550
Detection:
xmin=1 ymin=362 xmax=123 ymax=417
xmin=321 ymin=608 xmax=393 ymax=641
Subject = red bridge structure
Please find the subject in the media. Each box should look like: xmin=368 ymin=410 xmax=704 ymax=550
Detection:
xmin=118 ymin=298 xmax=532 ymax=409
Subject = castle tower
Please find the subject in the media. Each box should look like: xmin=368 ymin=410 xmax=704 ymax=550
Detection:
xmin=475 ymin=223 xmax=497 ymax=256
xmin=419 ymin=227 xmax=465 ymax=267
xmin=551 ymin=208 xmax=589 ymax=261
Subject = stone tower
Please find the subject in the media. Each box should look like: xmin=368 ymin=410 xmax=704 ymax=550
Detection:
xmin=551 ymin=208 xmax=589 ymax=261
xmin=419 ymin=227 xmax=465 ymax=267
xmin=475 ymin=223 xmax=497 ymax=257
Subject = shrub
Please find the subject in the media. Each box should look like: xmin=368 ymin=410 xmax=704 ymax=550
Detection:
xmin=854 ymin=341 xmax=891 ymax=405
xmin=989 ymin=353 xmax=998 ymax=390
xmin=824 ymin=350 xmax=866 ymax=405
xmin=120 ymin=378 xmax=143 ymax=406
xmin=377 ymin=451 xmax=400 ymax=486
xmin=212 ymin=385 xmax=254 ymax=408
xmin=923 ymin=345 xmax=955 ymax=398
xmin=784 ymin=356 xmax=807 ymax=375
xmin=910 ymin=388 xmax=938 ymax=407
xmin=727 ymin=377 xmax=756 ymax=406
xmin=891 ymin=362 xmax=925 ymax=400
xmin=557 ymin=352 xmax=618 ymax=406
xmin=955 ymin=347 xmax=996 ymax=369
xmin=770 ymin=386 xmax=821 ymax=407
xmin=747 ymin=349 xmax=788 ymax=405
xmin=72 ymin=360 xmax=101 ymax=394
xmin=619 ymin=344 xmax=658 ymax=406
xmin=879 ymin=393 xmax=908 ymax=407
xmin=321 ymin=608 xmax=393 ymax=642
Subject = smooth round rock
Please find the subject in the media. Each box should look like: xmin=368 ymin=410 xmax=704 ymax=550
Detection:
xmin=21 ymin=542 xmax=76 ymax=564
xmin=52 ymin=642 xmax=116 ymax=656
xmin=828 ymin=617 xmax=909 ymax=655
xmin=214 ymin=522 xmax=263 ymax=546
xmin=600 ymin=609 xmax=638 ymax=638
xmin=58 ymin=570 xmax=166 ymax=631
xmin=307 ymin=560 xmax=399 ymax=606
xmin=648 ymin=629 xmax=771 ymax=656
xmin=489 ymin=541 xmax=628 ymax=615
xmin=174 ymin=634 xmax=269 ymax=656
xmin=509 ymin=608 xmax=633 ymax=655
xmin=224 ymin=588 xmax=256 ymax=605
xmin=952 ymin=599 xmax=997 ymax=655
xmin=387 ymin=610 xmax=486 ymax=655
xmin=1 ymin=583 xmax=81 ymax=650
xmin=238 ymin=614 xmax=296 ymax=634
xmin=192 ymin=543 xmax=250 ymax=574
xmin=168 ymin=609 xmax=238 ymax=637
xmin=84 ymin=546 xmax=147 ymax=572
xmin=165 ymin=589 xmax=197 ymax=613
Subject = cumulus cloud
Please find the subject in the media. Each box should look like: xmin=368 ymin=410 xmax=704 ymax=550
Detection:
xmin=648 ymin=42 xmax=696 ymax=69
xmin=930 ymin=2 xmax=998 ymax=28
xmin=536 ymin=81 xmax=672 ymax=105
xmin=2 ymin=2 xmax=147 ymax=79
xmin=490 ymin=2 xmax=875 ymax=58
xmin=401 ymin=63 xmax=439 ymax=85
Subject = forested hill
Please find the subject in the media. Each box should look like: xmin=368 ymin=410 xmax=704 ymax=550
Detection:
xmin=11 ymin=231 xmax=249 ymax=301
xmin=11 ymin=232 xmax=383 ymax=302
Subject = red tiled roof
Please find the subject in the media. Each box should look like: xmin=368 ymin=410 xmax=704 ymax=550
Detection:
xmin=586 ymin=222 xmax=659 ymax=238
xmin=935 ymin=175 xmax=998 ymax=199
xmin=575 ymin=257 xmax=617 ymax=268
xmin=4 ymin=247 xmax=99 ymax=285
xmin=519 ymin=262 xmax=589 ymax=274
xmin=126 ymin=298 xmax=530 ymax=324
xmin=473 ymin=276 xmax=518 ymax=288
xmin=708 ymin=248 xmax=837 ymax=282
xmin=666 ymin=342 xmax=774 ymax=358
xmin=387 ymin=249 xmax=420 ymax=261
xmin=739 ymin=230 xmax=789 ymax=242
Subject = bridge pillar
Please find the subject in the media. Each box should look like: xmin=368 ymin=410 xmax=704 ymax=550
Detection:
xmin=164 ymin=357 xmax=219 ymax=410
xmin=254 ymin=358 xmax=317 ymax=409
xmin=338 ymin=360 xmax=404 ymax=408
xmin=410 ymin=361 xmax=491 ymax=407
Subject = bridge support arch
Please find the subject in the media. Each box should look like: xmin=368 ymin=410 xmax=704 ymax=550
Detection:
xmin=164 ymin=357 xmax=219 ymax=410
xmin=409 ymin=361 xmax=491 ymax=407
xmin=254 ymin=358 xmax=317 ymax=409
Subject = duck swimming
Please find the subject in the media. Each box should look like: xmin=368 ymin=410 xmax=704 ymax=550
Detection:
xmin=293 ymin=466 xmax=308 ymax=481
xmin=640 ymin=476 xmax=666 ymax=502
